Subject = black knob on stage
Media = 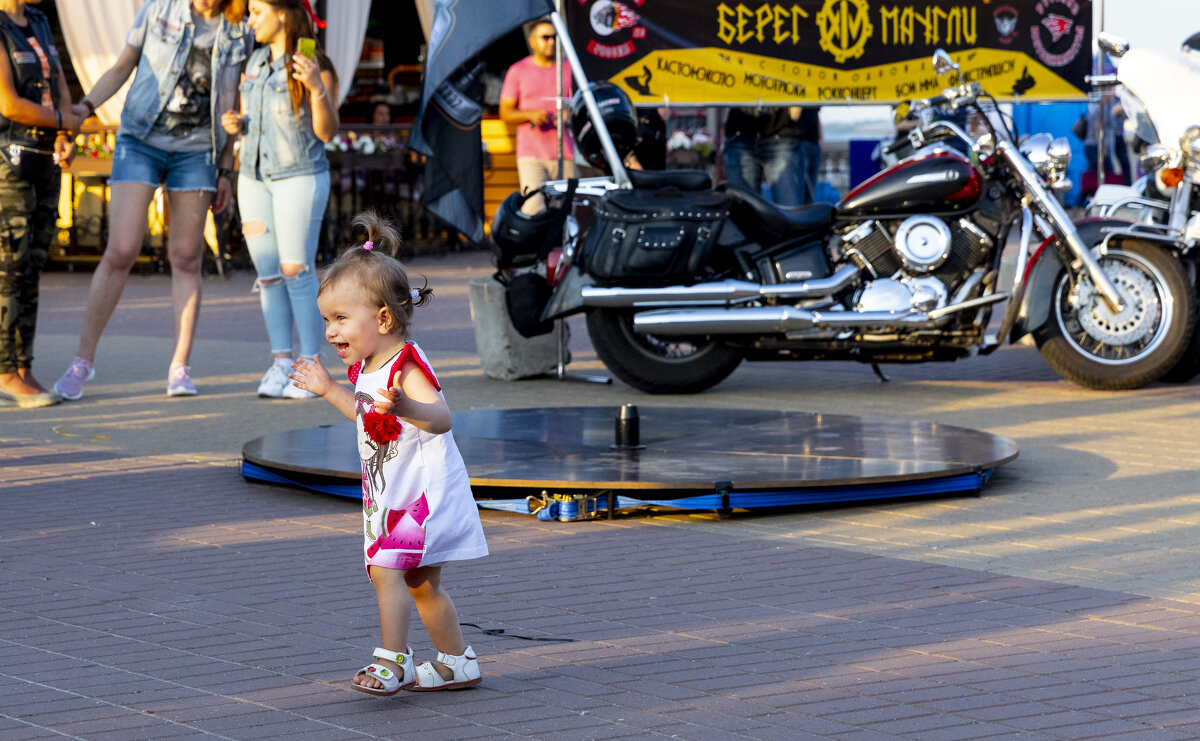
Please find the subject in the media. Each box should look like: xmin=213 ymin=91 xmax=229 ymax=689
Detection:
xmin=614 ymin=403 xmax=642 ymax=449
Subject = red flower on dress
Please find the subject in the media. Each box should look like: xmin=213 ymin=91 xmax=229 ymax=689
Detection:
xmin=362 ymin=411 xmax=402 ymax=445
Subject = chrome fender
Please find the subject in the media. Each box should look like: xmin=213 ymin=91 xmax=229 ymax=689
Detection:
xmin=1008 ymin=218 xmax=1179 ymax=343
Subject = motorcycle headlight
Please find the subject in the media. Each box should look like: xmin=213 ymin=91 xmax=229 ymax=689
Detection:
xmin=1141 ymin=144 xmax=1172 ymax=173
xmin=1020 ymin=132 xmax=1053 ymax=171
xmin=1182 ymin=126 xmax=1200 ymax=156
xmin=1020 ymin=132 xmax=1068 ymax=181
xmin=1048 ymin=137 xmax=1071 ymax=171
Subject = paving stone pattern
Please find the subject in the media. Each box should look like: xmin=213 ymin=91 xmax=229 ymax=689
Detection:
xmin=6 ymin=257 xmax=1200 ymax=739
xmin=5 ymin=458 xmax=1200 ymax=739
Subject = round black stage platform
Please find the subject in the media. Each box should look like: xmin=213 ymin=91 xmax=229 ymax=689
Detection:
xmin=241 ymin=407 xmax=1018 ymax=514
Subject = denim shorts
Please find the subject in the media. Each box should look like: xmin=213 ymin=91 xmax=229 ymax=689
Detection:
xmin=109 ymin=133 xmax=216 ymax=192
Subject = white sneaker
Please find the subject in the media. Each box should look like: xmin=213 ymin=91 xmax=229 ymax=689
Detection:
xmin=166 ymin=363 xmax=197 ymax=396
xmin=282 ymin=380 xmax=318 ymax=399
xmin=257 ymin=362 xmax=290 ymax=398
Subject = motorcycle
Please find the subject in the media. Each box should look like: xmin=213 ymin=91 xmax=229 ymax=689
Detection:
xmin=1085 ymin=31 xmax=1200 ymax=380
xmin=506 ymin=51 xmax=1195 ymax=394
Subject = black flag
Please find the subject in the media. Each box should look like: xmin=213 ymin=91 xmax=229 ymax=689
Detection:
xmin=409 ymin=0 xmax=553 ymax=243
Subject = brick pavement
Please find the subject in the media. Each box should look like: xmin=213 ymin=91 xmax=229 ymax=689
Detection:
xmin=4 ymin=255 xmax=1200 ymax=739
xmin=6 ymin=460 xmax=1200 ymax=739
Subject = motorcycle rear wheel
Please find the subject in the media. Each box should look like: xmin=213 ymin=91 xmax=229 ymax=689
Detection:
xmin=1036 ymin=241 xmax=1195 ymax=390
xmin=585 ymin=308 xmax=744 ymax=394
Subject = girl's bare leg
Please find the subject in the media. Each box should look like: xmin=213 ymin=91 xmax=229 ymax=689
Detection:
xmin=406 ymin=566 xmax=467 ymax=680
xmin=355 ymin=565 xmax=413 ymax=690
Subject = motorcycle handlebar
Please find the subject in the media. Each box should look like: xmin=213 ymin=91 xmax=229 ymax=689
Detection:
xmin=1086 ymin=73 xmax=1121 ymax=89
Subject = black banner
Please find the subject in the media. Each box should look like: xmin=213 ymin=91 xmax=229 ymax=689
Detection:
xmin=563 ymin=0 xmax=1092 ymax=104
xmin=409 ymin=0 xmax=552 ymax=242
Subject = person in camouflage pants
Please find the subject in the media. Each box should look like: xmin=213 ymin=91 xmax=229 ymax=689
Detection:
xmin=0 ymin=0 xmax=79 ymax=407
xmin=0 ymin=154 xmax=57 ymax=397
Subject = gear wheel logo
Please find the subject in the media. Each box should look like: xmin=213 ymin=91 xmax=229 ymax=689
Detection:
xmin=816 ymin=0 xmax=873 ymax=64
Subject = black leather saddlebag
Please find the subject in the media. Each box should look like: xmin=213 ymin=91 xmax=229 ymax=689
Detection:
xmin=579 ymin=187 xmax=730 ymax=286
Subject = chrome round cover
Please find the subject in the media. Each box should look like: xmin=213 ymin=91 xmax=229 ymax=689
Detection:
xmin=894 ymin=215 xmax=951 ymax=273
xmin=855 ymin=278 xmax=913 ymax=313
xmin=900 ymin=275 xmax=949 ymax=313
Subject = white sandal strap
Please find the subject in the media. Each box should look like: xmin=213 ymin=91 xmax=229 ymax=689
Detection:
xmin=368 ymin=646 xmax=415 ymax=686
xmin=414 ymin=660 xmax=447 ymax=689
xmin=412 ymin=646 xmax=480 ymax=689
xmin=355 ymin=662 xmax=401 ymax=691
xmin=436 ymin=645 xmax=477 ymax=668
xmin=372 ymin=646 xmax=412 ymax=664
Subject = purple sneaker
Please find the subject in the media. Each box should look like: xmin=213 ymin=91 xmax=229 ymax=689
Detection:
xmin=53 ymin=356 xmax=94 ymax=401
xmin=166 ymin=363 xmax=197 ymax=396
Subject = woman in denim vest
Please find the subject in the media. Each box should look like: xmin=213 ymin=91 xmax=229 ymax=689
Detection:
xmin=221 ymin=0 xmax=337 ymax=399
xmin=54 ymin=0 xmax=251 ymax=400
xmin=0 ymin=0 xmax=80 ymax=407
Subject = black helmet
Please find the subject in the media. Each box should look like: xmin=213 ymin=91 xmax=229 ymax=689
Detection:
xmin=490 ymin=190 xmax=562 ymax=269
xmin=570 ymin=81 xmax=637 ymax=171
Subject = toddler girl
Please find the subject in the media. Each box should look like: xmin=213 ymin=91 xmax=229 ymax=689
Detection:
xmin=290 ymin=212 xmax=488 ymax=695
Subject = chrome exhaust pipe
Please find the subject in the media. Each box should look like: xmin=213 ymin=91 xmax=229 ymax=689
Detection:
xmin=631 ymin=293 xmax=1008 ymax=336
xmin=633 ymin=306 xmax=817 ymax=335
xmin=580 ymin=264 xmax=859 ymax=307
xmin=633 ymin=306 xmax=927 ymax=335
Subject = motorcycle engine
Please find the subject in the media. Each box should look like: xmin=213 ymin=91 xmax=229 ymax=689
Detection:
xmin=837 ymin=216 xmax=994 ymax=313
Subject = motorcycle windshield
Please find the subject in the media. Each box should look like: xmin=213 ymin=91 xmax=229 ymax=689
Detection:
xmin=1117 ymin=87 xmax=1157 ymax=146
xmin=1118 ymin=47 xmax=1200 ymax=146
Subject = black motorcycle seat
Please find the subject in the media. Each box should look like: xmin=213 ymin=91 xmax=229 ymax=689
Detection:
xmin=627 ymin=168 xmax=712 ymax=191
xmin=718 ymin=182 xmax=834 ymax=243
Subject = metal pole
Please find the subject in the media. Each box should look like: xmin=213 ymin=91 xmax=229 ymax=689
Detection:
xmin=549 ymin=11 xmax=631 ymax=188
xmin=554 ymin=0 xmax=564 ymax=180
xmin=1093 ymin=0 xmax=1106 ymax=185
xmin=549 ymin=5 xmax=611 ymax=386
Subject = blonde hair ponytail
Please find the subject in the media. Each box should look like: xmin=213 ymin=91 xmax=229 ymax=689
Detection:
xmin=353 ymin=210 xmax=402 ymax=256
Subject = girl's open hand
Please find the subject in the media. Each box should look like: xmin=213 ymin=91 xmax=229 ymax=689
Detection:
xmin=373 ymin=385 xmax=407 ymax=416
xmin=290 ymin=355 xmax=333 ymax=398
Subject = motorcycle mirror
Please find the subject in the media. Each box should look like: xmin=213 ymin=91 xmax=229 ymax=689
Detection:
xmin=1184 ymin=31 xmax=1200 ymax=55
xmin=1181 ymin=126 xmax=1200 ymax=156
xmin=1097 ymin=32 xmax=1129 ymax=58
xmin=931 ymin=49 xmax=959 ymax=78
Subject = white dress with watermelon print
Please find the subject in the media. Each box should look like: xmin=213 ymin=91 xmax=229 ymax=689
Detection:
xmin=349 ymin=342 xmax=488 ymax=576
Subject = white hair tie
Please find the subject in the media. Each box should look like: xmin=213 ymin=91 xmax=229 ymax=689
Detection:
xmin=410 ymin=289 xmax=420 ymax=302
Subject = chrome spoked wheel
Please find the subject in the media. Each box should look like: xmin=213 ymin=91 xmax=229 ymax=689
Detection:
xmin=1037 ymin=242 xmax=1194 ymax=390
xmin=1054 ymin=251 xmax=1172 ymax=364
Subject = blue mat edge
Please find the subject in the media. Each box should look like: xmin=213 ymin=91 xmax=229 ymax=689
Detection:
xmin=241 ymin=460 xmax=992 ymax=514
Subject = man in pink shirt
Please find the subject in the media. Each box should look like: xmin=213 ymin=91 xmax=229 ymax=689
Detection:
xmin=499 ymin=19 xmax=575 ymax=213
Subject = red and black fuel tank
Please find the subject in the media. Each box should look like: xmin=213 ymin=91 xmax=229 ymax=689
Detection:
xmin=836 ymin=150 xmax=983 ymax=217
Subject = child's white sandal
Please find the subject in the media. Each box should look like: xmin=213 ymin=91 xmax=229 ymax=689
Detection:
xmin=408 ymin=645 xmax=481 ymax=691
xmin=351 ymin=646 xmax=415 ymax=696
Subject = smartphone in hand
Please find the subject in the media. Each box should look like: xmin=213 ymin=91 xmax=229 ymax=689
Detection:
xmin=297 ymin=37 xmax=316 ymax=60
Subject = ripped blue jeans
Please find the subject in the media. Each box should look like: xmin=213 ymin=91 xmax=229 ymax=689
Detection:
xmin=237 ymin=171 xmax=330 ymax=359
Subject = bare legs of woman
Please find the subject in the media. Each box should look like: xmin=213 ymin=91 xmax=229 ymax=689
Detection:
xmin=70 ymin=183 xmax=211 ymax=375
xmin=354 ymin=565 xmax=468 ymax=692
xmin=163 ymin=190 xmax=210 ymax=368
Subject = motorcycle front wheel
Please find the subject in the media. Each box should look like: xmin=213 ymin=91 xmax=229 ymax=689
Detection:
xmin=585 ymin=308 xmax=744 ymax=394
xmin=1036 ymin=241 xmax=1195 ymax=390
